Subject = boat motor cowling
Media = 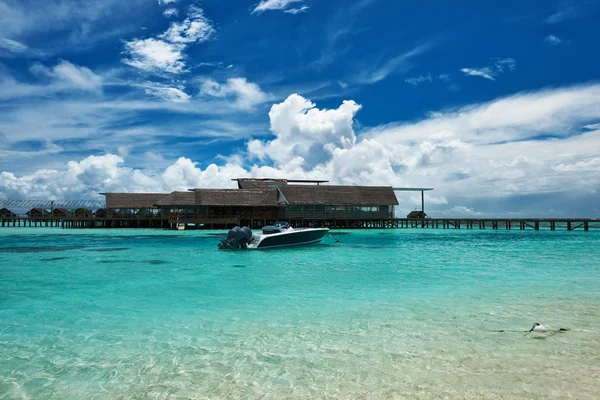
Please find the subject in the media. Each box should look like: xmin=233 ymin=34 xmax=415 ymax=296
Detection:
xmin=218 ymin=226 xmax=253 ymax=249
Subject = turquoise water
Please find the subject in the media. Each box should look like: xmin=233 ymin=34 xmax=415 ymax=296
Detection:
xmin=1 ymin=228 xmax=599 ymax=399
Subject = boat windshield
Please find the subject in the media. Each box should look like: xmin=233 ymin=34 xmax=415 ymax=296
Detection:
xmin=273 ymin=221 xmax=290 ymax=229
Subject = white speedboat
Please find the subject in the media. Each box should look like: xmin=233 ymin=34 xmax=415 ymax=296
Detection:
xmin=218 ymin=222 xmax=329 ymax=249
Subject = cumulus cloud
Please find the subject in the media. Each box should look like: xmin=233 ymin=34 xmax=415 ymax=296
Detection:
xmin=122 ymin=38 xmax=186 ymax=73
xmin=3 ymin=85 xmax=600 ymax=217
xmin=158 ymin=0 xmax=177 ymax=5
xmin=252 ymin=0 xmax=303 ymax=14
xmin=0 ymin=154 xmax=246 ymax=199
xmin=247 ymin=94 xmax=362 ymax=168
xmin=199 ymin=78 xmax=269 ymax=109
xmin=460 ymin=58 xmax=516 ymax=81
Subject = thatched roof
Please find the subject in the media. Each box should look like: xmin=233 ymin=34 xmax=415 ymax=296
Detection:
xmin=278 ymin=185 xmax=399 ymax=206
xmin=236 ymin=178 xmax=288 ymax=190
xmin=0 ymin=207 xmax=17 ymax=217
xmin=52 ymin=208 xmax=71 ymax=216
xmin=194 ymin=189 xmax=277 ymax=206
xmin=407 ymin=210 xmax=427 ymax=218
xmin=155 ymin=191 xmax=196 ymax=206
xmin=26 ymin=208 xmax=49 ymax=215
xmin=105 ymin=193 xmax=168 ymax=209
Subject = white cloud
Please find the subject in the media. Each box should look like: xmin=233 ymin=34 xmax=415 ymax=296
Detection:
xmin=405 ymin=73 xmax=433 ymax=86
xmin=460 ymin=58 xmax=516 ymax=81
xmin=122 ymin=6 xmax=214 ymax=74
xmin=0 ymin=37 xmax=28 ymax=53
xmin=0 ymin=60 xmax=102 ymax=100
xmin=159 ymin=7 xmax=214 ymax=44
xmin=460 ymin=68 xmax=495 ymax=81
xmin=200 ymin=78 xmax=269 ymax=109
xmin=122 ymin=38 xmax=186 ymax=74
xmin=354 ymin=42 xmax=435 ymax=84
xmin=0 ymin=0 xmax=149 ymax=55
xmin=544 ymin=34 xmax=568 ymax=46
xmin=132 ymin=81 xmax=191 ymax=102
xmin=554 ymin=158 xmax=600 ymax=172
xmin=284 ymin=6 xmax=310 ymax=14
xmin=546 ymin=4 xmax=580 ymax=24
xmin=252 ymin=0 xmax=303 ymax=14
xmin=248 ymin=94 xmax=361 ymax=168
xmin=163 ymin=8 xmax=179 ymax=18
xmin=29 ymin=60 xmax=103 ymax=92
xmin=3 ymin=85 xmax=600 ymax=217
xmin=447 ymin=206 xmax=481 ymax=215
xmin=158 ymin=0 xmax=177 ymax=5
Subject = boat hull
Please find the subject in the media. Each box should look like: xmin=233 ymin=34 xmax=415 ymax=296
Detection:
xmin=254 ymin=228 xmax=329 ymax=249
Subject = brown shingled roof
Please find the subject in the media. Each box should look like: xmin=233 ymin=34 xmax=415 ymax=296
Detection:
xmin=236 ymin=178 xmax=288 ymax=189
xmin=194 ymin=189 xmax=277 ymax=206
xmin=277 ymin=185 xmax=399 ymax=206
xmin=105 ymin=193 xmax=169 ymax=209
xmin=154 ymin=191 xmax=196 ymax=206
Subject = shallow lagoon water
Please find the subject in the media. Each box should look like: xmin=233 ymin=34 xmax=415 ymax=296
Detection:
xmin=1 ymin=228 xmax=599 ymax=399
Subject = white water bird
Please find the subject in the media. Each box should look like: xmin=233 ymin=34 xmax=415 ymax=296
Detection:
xmin=526 ymin=322 xmax=549 ymax=334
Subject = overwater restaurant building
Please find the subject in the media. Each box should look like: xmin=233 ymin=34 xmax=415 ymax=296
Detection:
xmin=103 ymin=178 xmax=399 ymax=228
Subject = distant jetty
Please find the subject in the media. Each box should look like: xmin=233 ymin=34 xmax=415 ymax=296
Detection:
xmin=0 ymin=179 xmax=597 ymax=230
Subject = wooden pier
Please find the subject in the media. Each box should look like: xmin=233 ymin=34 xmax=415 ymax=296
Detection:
xmin=0 ymin=215 xmax=597 ymax=231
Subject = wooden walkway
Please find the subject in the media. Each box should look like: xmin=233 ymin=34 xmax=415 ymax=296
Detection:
xmin=0 ymin=216 xmax=598 ymax=231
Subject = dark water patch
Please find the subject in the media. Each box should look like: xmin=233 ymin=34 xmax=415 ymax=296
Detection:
xmin=229 ymin=264 xmax=247 ymax=268
xmin=97 ymin=260 xmax=135 ymax=264
xmin=109 ymin=235 xmax=187 ymax=240
xmin=327 ymin=232 xmax=353 ymax=236
xmin=0 ymin=245 xmax=86 ymax=253
xmin=42 ymin=256 xmax=70 ymax=262
xmin=88 ymin=248 xmax=130 ymax=252
xmin=145 ymin=260 xmax=171 ymax=265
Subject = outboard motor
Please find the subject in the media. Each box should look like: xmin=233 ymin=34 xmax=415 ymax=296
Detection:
xmin=218 ymin=226 xmax=253 ymax=249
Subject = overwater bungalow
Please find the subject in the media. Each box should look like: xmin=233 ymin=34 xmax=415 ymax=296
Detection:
xmin=26 ymin=208 xmax=49 ymax=218
xmin=101 ymin=178 xmax=399 ymax=228
xmin=0 ymin=208 xmax=17 ymax=218
xmin=407 ymin=210 xmax=427 ymax=219
xmin=51 ymin=208 xmax=72 ymax=218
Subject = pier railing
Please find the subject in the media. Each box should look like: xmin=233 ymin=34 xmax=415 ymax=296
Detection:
xmin=0 ymin=215 xmax=598 ymax=230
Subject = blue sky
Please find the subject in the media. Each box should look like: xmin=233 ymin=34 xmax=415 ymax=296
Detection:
xmin=0 ymin=0 xmax=599 ymax=216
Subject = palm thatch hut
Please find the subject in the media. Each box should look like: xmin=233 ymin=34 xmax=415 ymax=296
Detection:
xmin=26 ymin=208 xmax=49 ymax=218
xmin=51 ymin=208 xmax=72 ymax=218
xmin=0 ymin=208 xmax=17 ymax=218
